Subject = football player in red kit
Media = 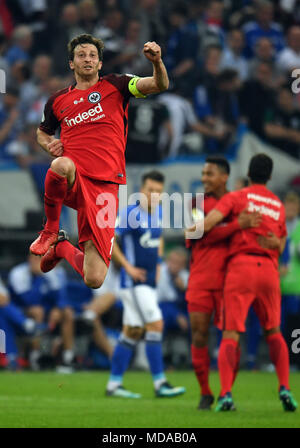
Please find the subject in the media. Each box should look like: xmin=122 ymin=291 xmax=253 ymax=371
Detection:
xmin=186 ymin=157 xmax=261 ymax=410
xmin=202 ymin=154 xmax=298 ymax=412
xmin=30 ymin=34 xmax=169 ymax=289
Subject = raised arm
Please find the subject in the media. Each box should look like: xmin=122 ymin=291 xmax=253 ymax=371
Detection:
xmin=136 ymin=42 xmax=169 ymax=95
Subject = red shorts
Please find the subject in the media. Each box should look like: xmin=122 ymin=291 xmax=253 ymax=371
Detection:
xmin=63 ymin=169 xmax=119 ymax=267
xmin=186 ymin=288 xmax=223 ymax=329
xmin=223 ymin=253 xmax=281 ymax=332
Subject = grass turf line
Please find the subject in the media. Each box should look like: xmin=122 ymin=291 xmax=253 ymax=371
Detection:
xmin=0 ymin=371 xmax=299 ymax=428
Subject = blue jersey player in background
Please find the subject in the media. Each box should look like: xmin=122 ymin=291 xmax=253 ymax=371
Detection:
xmin=106 ymin=171 xmax=186 ymax=398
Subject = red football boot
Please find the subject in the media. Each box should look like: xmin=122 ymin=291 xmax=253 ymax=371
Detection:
xmin=30 ymin=229 xmax=58 ymax=256
xmin=40 ymin=230 xmax=69 ymax=273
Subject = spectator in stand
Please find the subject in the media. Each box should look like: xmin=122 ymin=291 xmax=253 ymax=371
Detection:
xmin=52 ymin=3 xmax=85 ymax=76
xmin=136 ymin=0 xmax=166 ymax=48
xmin=201 ymin=0 xmax=225 ymax=50
xmin=164 ymin=2 xmax=199 ymax=97
xmin=220 ymin=29 xmax=249 ymax=81
xmin=157 ymin=248 xmax=189 ymax=335
xmin=0 ymin=86 xmax=22 ymax=163
xmin=194 ymin=68 xmax=241 ymax=154
xmin=5 ymin=25 xmax=33 ymax=66
xmin=78 ymin=0 xmax=101 ymax=35
xmin=239 ymin=61 xmax=275 ymax=139
xmin=8 ymin=254 xmax=74 ymax=372
xmin=126 ymin=96 xmax=172 ymax=163
xmin=243 ymin=0 xmax=285 ymax=58
xmin=248 ymin=37 xmax=280 ymax=84
xmin=277 ymin=26 xmax=300 ymax=76
xmin=20 ymin=54 xmax=53 ymax=112
xmin=94 ymin=8 xmax=124 ymax=73
xmin=103 ymin=18 xmax=149 ymax=76
xmin=196 ymin=44 xmax=222 ymax=98
xmin=263 ymin=85 xmax=300 ymax=159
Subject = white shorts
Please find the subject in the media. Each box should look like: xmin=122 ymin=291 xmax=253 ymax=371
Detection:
xmin=119 ymin=285 xmax=162 ymax=327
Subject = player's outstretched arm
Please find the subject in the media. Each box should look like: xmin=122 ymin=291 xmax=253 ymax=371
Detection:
xmin=36 ymin=128 xmax=64 ymax=158
xmin=136 ymin=41 xmax=169 ymax=95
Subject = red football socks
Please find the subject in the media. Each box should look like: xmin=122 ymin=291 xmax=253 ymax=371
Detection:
xmin=191 ymin=345 xmax=212 ymax=396
xmin=232 ymin=344 xmax=241 ymax=386
xmin=56 ymin=240 xmax=84 ymax=278
xmin=266 ymin=332 xmax=290 ymax=390
xmin=44 ymin=169 xmax=68 ymax=233
xmin=218 ymin=338 xmax=238 ymax=396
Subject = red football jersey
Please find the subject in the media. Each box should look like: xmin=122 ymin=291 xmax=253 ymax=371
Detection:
xmin=187 ymin=193 xmax=233 ymax=291
xmin=215 ymin=184 xmax=287 ymax=266
xmin=39 ymin=74 xmax=136 ymax=184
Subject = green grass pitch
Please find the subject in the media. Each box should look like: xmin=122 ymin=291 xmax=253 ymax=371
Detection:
xmin=0 ymin=370 xmax=299 ymax=428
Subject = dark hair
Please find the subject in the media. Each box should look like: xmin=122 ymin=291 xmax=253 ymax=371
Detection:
xmin=68 ymin=34 xmax=104 ymax=61
xmin=171 ymin=2 xmax=189 ymax=17
xmin=217 ymin=68 xmax=238 ymax=84
xmin=205 ymin=156 xmax=230 ymax=174
xmin=248 ymin=153 xmax=273 ymax=184
xmin=142 ymin=170 xmax=165 ymax=185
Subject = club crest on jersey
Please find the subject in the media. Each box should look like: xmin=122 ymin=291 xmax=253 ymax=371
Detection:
xmin=88 ymin=92 xmax=101 ymax=103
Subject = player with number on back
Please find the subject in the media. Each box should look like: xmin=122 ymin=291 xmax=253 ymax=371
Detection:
xmin=106 ymin=171 xmax=185 ymax=398
xmin=185 ymin=157 xmax=261 ymax=410
xmin=29 ymin=34 xmax=169 ymax=288
xmin=202 ymin=154 xmax=298 ymax=412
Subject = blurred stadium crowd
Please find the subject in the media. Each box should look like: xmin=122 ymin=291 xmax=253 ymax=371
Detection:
xmin=0 ymin=0 xmax=300 ymax=372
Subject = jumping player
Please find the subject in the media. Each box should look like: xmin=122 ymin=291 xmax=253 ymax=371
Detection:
xmin=202 ymin=154 xmax=298 ymax=412
xmin=29 ymin=34 xmax=169 ymax=287
xmin=186 ymin=157 xmax=261 ymax=410
xmin=106 ymin=171 xmax=185 ymax=398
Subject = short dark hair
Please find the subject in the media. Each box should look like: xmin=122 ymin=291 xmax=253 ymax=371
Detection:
xmin=142 ymin=170 xmax=165 ymax=185
xmin=205 ymin=156 xmax=230 ymax=174
xmin=217 ymin=68 xmax=238 ymax=84
xmin=248 ymin=153 xmax=273 ymax=184
xmin=68 ymin=34 xmax=104 ymax=61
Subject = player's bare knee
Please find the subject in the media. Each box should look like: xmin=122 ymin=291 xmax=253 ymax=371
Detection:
xmin=146 ymin=320 xmax=163 ymax=333
xmin=51 ymin=157 xmax=75 ymax=178
xmin=125 ymin=326 xmax=144 ymax=340
xmin=84 ymin=274 xmax=103 ymax=289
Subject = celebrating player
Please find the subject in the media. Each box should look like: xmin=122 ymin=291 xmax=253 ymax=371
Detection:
xmin=186 ymin=157 xmax=261 ymax=410
xmin=29 ymin=34 xmax=169 ymax=287
xmin=106 ymin=171 xmax=185 ymax=398
xmin=202 ymin=154 xmax=298 ymax=412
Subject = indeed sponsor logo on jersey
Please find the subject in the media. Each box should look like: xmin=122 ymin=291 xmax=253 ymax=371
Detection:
xmin=64 ymin=103 xmax=105 ymax=127
xmin=248 ymin=201 xmax=280 ymax=221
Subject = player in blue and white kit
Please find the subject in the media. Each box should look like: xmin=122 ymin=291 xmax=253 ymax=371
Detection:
xmin=106 ymin=171 xmax=186 ymax=398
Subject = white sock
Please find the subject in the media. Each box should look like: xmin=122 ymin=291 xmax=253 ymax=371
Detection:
xmin=62 ymin=349 xmax=74 ymax=365
xmin=154 ymin=376 xmax=167 ymax=390
xmin=107 ymin=379 xmax=122 ymax=392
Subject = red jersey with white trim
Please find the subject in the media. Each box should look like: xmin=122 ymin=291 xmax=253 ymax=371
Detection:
xmin=215 ymin=184 xmax=287 ymax=266
xmin=187 ymin=193 xmax=233 ymax=290
xmin=39 ymin=74 xmax=135 ymax=184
